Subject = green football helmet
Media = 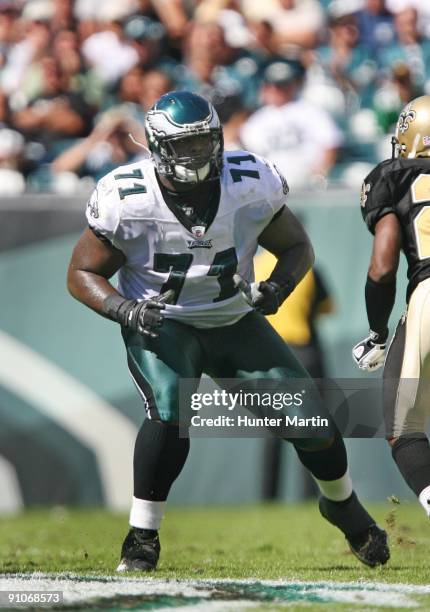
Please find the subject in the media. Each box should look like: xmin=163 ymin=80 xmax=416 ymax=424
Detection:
xmin=145 ymin=91 xmax=223 ymax=184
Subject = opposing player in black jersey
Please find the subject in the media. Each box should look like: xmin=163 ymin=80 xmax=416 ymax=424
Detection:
xmin=354 ymin=95 xmax=430 ymax=516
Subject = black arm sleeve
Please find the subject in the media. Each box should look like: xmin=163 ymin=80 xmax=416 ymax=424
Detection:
xmin=365 ymin=275 xmax=396 ymax=342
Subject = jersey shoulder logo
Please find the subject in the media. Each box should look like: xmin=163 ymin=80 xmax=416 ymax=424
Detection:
xmin=397 ymin=103 xmax=416 ymax=134
xmin=87 ymin=186 xmax=99 ymax=218
xmin=273 ymin=164 xmax=289 ymax=195
xmin=360 ymin=182 xmax=371 ymax=207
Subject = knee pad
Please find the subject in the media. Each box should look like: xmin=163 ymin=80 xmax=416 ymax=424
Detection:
xmin=292 ymin=436 xmax=335 ymax=452
xmin=293 ymin=429 xmax=347 ymax=481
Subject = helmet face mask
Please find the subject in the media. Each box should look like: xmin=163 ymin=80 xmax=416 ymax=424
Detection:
xmin=145 ymin=91 xmax=223 ymax=185
xmin=393 ymin=95 xmax=430 ymax=159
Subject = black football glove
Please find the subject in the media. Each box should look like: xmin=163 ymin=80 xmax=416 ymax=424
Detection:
xmin=104 ymin=289 xmax=174 ymax=338
xmin=352 ymin=330 xmax=388 ymax=372
xmin=234 ymin=275 xmax=282 ymax=315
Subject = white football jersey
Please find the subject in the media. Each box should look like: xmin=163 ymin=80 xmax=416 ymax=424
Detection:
xmin=240 ymin=101 xmax=342 ymax=189
xmin=86 ymin=150 xmax=288 ymax=328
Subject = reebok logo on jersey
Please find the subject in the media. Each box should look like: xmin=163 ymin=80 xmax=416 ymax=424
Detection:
xmin=187 ymin=238 xmax=213 ymax=249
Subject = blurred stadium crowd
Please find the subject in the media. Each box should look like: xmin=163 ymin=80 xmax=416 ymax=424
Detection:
xmin=0 ymin=0 xmax=429 ymax=194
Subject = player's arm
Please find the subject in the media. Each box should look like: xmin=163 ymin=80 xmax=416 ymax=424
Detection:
xmin=258 ymin=205 xmax=315 ymax=289
xmin=367 ymin=213 xmax=401 ymax=336
xmin=67 ymin=228 xmax=168 ymax=337
xmin=67 ymin=227 xmax=125 ymax=314
xmin=352 ymin=213 xmax=402 ymax=371
xmin=235 ymin=207 xmax=314 ymax=316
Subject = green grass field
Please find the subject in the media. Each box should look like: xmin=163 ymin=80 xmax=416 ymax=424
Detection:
xmin=1 ymin=501 xmax=429 ymax=610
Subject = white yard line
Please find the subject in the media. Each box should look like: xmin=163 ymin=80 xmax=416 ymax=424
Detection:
xmin=0 ymin=574 xmax=428 ymax=609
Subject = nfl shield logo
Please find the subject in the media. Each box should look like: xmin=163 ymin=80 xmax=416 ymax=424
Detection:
xmin=191 ymin=225 xmax=206 ymax=237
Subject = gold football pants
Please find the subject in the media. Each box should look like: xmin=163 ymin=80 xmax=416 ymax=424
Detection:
xmin=384 ymin=277 xmax=430 ymax=438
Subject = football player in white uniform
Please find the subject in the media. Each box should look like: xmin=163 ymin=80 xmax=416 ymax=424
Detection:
xmin=68 ymin=91 xmax=389 ymax=571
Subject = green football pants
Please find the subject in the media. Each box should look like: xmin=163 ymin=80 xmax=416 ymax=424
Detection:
xmin=123 ymin=311 xmax=324 ymax=427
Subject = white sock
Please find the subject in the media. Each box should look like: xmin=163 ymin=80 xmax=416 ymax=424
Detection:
xmin=129 ymin=497 xmax=166 ymax=530
xmin=313 ymin=470 xmax=353 ymax=502
xmin=419 ymin=484 xmax=430 ymax=517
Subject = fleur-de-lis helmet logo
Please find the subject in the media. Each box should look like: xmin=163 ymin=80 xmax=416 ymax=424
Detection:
xmin=397 ymin=104 xmax=416 ymax=134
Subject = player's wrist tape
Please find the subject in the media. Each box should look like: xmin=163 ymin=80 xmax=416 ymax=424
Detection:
xmin=103 ymin=294 xmax=135 ymax=326
xmin=365 ymin=275 xmax=395 ymax=342
xmin=266 ymin=274 xmax=296 ymax=304
xmin=368 ymin=329 xmax=388 ymax=346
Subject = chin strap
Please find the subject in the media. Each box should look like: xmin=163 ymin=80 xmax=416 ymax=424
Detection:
xmin=408 ymin=133 xmax=421 ymax=159
xmin=391 ymin=136 xmax=397 ymax=159
xmin=174 ymin=162 xmax=211 ymax=183
xmin=128 ymin=133 xmax=151 ymax=156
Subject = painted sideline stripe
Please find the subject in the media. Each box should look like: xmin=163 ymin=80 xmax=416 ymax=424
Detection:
xmin=0 ymin=575 xmax=428 ymax=609
xmin=0 ymin=332 xmax=137 ymax=509
xmin=4 ymin=573 xmax=430 ymax=591
xmin=0 ymin=456 xmax=22 ymax=513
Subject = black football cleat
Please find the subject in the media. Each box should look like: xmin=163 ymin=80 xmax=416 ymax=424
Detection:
xmin=347 ymin=523 xmax=390 ymax=568
xmin=319 ymin=492 xmax=390 ymax=568
xmin=116 ymin=527 xmax=160 ymax=572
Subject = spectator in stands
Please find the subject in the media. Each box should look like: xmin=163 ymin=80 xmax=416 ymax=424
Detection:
xmin=195 ymin=0 xmax=253 ymax=50
xmin=51 ymin=0 xmax=76 ymax=33
xmin=150 ymin=0 xmax=189 ymax=52
xmin=81 ymin=8 xmax=139 ymax=85
xmin=240 ymin=59 xmax=342 ymax=188
xmin=379 ymin=8 xmax=430 ymax=88
xmin=1 ymin=0 xmax=430 ymax=193
xmin=0 ymin=4 xmax=20 ymax=73
xmin=51 ymin=29 xmax=103 ymax=108
xmin=372 ymin=62 xmax=421 ymax=133
xmin=123 ymin=16 xmax=177 ymax=80
xmin=241 ymin=0 xmax=325 ymax=50
xmin=12 ymin=55 xmax=93 ymax=157
xmin=271 ymin=0 xmax=325 ymax=51
xmin=317 ymin=5 xmax=376 ymax=108
xmin=140 ymin=69 xmax=173 ymax=112
xmin=50 ymin=106 xmax=144 ymax=180
xmin=51 ymin=70 xmax=172 ymax=180
xmin=0 ymin=88 xmax=11 ymax=128
xmin=1 ymin=16 xmax=51 ymax=98
xmin=0 ymin=127 xmax=25 ymax=194
xmin=179 ymin=21 xmax=260 ymax=113
xmin=356 ymin=0 xmax=395 ymax=56
xmin=103 ymin=66 xmax=172 ymax=120
xmin=102 ymin=66 xmax=145 ymax=116
xmin=247 ymin=19 xmax=278 ymax=61
xmin=386 ymin=0 xmax=430 ymax=40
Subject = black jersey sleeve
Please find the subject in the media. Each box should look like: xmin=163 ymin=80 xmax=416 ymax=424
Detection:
xmin=360 ymin=161 xmax=394 ymax=234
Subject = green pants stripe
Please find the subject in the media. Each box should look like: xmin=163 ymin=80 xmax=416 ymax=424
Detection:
xmin=123 ymin=312 xmax=315 ymax=423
